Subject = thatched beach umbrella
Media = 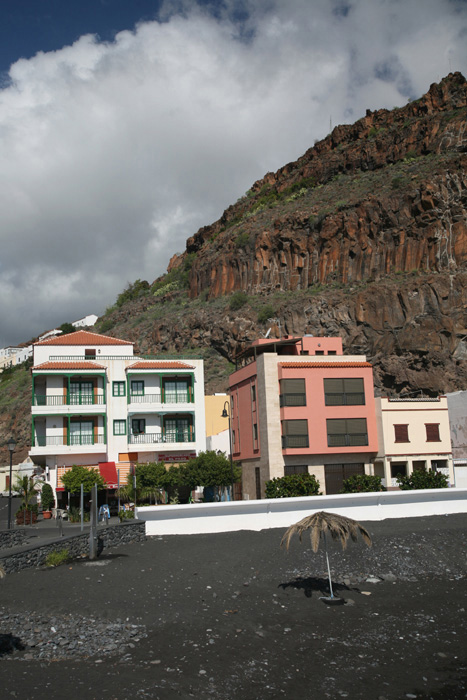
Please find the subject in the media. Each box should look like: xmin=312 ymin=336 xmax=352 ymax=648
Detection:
xmin=281 ymin=511 xmax=372 ymax=601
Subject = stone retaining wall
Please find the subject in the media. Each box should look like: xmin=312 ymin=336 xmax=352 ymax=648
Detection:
xmin=0 ymin=521 xmax=146 ymax=574
xmin=0 ymin=529 xmax=28 ymax=550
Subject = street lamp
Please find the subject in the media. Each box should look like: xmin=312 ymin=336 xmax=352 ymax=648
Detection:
xmin=7 ymin=436 xmax=16 ymax=530
xmin=221 ymin=401 xmax=235 ymax=500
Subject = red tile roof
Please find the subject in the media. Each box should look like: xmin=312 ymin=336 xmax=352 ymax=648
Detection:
xmin=128 ymin=361 xmax=195 ymax=370
xmin=280 ymin=361 xmax=372 ymax=368
xmin=33 ymin=361 xmax=106 ymax=370
xmin=34 ymin=330 xmax=133 ymax=347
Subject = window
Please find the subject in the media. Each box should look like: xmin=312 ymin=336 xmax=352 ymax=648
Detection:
xmin=324 ymin=378 xmax=365 ymax=406
xmin=327 ymin=418 xmax=368 ymax=447
xmin=113 ymin=381 xmax=125 ymax=397
xmin=131 ymin=381 xmax=144 ymax=396
xmin=327 ymin=350 xmax=337 ymax=355
xmin=390 ymin=462 xmax=406 ymax=478
xmin=394 ymin=424 xmax=409 ymax=442
xmin=426 ymin=423 xmax=440 ymax=442
xmin=253 ymin=423 xmax=258 ymax=441
xmin=315 ymin=350 xmax=324 ymax=355
xmin=251 ymin=384 xmax=256 ymax=402
xmin=325 ymin=463 xmax=364 ymax=494
xmin=85 ymin=348 xmax=96 ymax=358
xmin=164 ymin=380 xmax=189 ymax=403
xmin=282 ymin=419 xmax=309 ymax=448
xmin=70 ymin=381 xmax=93 ymax=405
xmin=284 ymin=465 xmax=308 ymax=476
xmin=280 ymin=378 xmax=306 ymax=407
xmin=164 ymin=417 xmax=192 ymax=442
xmin=132 ymin=418 xmax=146 ymax=435
xmin=113 ymin=420 xmax=126 ymax=436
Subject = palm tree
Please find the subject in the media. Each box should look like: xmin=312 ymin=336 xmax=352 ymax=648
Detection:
xmin=14 ymin=475 xmax=37 ymax=525
xmin=281 ymin=511 xmax=372 ymax=600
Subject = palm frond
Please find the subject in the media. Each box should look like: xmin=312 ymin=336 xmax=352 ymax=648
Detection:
xmin=281 ymin=511 xmax=372 ymax=553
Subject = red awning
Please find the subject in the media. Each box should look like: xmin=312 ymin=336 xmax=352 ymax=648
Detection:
xmin=98 ymin=462 xmax=119 ymax=489
xmin=56 ymin=487 xmax=65 ymax=492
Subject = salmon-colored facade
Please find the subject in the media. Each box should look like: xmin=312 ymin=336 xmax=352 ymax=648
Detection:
xmin=229 ymin=336 xmax=379 ymax=498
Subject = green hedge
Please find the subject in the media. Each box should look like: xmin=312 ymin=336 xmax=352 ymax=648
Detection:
xmin=265 ymin=473 xmax=321 ymax=498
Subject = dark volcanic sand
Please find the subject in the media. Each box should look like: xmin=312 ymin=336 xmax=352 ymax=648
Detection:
xmin=0 ymin=514 xmax=466 ymax=700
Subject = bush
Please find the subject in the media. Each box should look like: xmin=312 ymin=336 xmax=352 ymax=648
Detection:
xmin=341 ymin=474 xmax=386 ymax=493
xmin=235 ymin=232 xmax=250 ymax=249
xmin=257 ymin=304 xmax=276 ymax=324
xmin=118 ymin=510 xmax=135 ymax=522
xmin=45 ymin=549 xmax=70 ymax=567
xmin=41 ymin=483 xmax=55 ymax=511
xmin=396 ymin=469 xmax=449 ymax=490
xmin=15 ymin=507 xmax=38 ymax=525
xmin=265 ymin=473 xmax=321 ymax=498
xmin=229 ymin=291 xmax=249 ymax=311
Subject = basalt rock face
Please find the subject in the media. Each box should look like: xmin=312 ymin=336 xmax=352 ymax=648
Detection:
xmin=170 ymin=73 xmax=467 ymax=299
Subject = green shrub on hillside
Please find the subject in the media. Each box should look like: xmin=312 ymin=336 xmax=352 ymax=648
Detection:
xmin=229 ymin=291 xmax=249 ymax=311
xmin=265 ymin=474 xmax=321 ymax=498
xmin=257 ymin=305 xmax=276 ymax=324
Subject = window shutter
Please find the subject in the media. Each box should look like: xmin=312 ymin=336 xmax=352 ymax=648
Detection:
xmin=345 ymin=418 xmax=367 ymax=434
xmin=280 ymin=378 xmax=305 ymax=393
xmin=343 ymin=378 xmax=364 ymax=393
xmin=324 ymin=378 xmax=343 ymax=393
xmin=283 ymin=419 xmax=308 ymax=435
xmin=426 ymin=424 xmax=440 ymax=441
xmin=394 ymin=424 xmax=409 ymax=442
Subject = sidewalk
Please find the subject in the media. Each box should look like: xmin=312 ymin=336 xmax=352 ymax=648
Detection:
xmin=0 ymin=515 xmax=121 ymax=559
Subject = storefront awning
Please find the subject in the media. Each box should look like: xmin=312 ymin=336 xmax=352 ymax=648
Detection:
xmin=99 ymin=461 xmax=119 ymax=489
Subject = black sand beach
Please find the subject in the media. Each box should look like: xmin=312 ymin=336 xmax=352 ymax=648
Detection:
xmin=0 ymin=513 xmax=466 ymax=700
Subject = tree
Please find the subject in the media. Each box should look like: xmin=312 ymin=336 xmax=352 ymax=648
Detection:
xmin=265 ymin=473 xmax=321 ymax=498
xmin=61 ymin=465 xmax=107 ymax=494
xmin=179 ymin=451 xmax=241 ymax=489
xmin=59 ymin=322 xmax=75 ymax=335
xmin=118 ymin=462 xmax=166 ymax=504
xmin=396 ymin=469 xmax=449 ymax=490
xmin=14 ymin=474 xmax=36 ymax=510
xmin=41 ymin=483 xmax=55 ymax=511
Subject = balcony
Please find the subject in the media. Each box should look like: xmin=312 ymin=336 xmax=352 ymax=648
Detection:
xmin=327 ymin=433 xmax=368 ymax=447
xmin=129 ymin=430 xmax=195 ymax=445
xmin=281 ymin=434 xmax=309 ymax=449
xmin=129 ymin=391 xmax=191 ymax=405
xmin=324 ymin=392 xmax=365 ymax=406
xmin=33 ymin=432 xmax=106 ymax=447
xmin=33 ymin=394 xmax=105 ymax=406
xmin=280 ymin=393 xmax=306 ymax=407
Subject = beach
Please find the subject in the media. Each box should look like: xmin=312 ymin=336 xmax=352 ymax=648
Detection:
xmin=0 ymin=513 xmax=466 ymax=699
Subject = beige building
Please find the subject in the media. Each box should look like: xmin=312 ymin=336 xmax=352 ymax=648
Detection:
xmin=375 ymin=397 xmax=454 ymax=487
xmin=204 ymin=394 xmax=230 ymax=455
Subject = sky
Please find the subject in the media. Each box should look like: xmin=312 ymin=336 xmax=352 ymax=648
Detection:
xmin=0 ymin=0 xmax=466 ymax=348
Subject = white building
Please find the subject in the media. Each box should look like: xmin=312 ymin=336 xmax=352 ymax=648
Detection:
xmin=29 ymin=330 xmax=206 ymax=502
xmin=72 ymin=314 xmax=98 ymax=328
xmin=374 ymin=397 xmax=454 ymax=488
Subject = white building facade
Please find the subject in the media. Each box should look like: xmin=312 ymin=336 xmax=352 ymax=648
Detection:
xmin=374 ymin=397 xmax=454 ymax=488
xmin=29 ymin=331 xmax=206 ymax=500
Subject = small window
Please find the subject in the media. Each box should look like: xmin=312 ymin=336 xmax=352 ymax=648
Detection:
xmin=315 ymin=350 xmax=324 ymax=355
xmin=85 ymin=348 xmax=96 ymax=358
xmin=251 ymin=384 xmax=256 ymax=402
xmin=282 ymin=419 xmax=309 ymax=448
xmin=327 ymin=350 xmax=337 ymax=355
xmin=253 ymin=423 xmax=258 ymax=441
xmin=284 ymin=465 xmax=308 ymax=476
xmin=394 ymin=424 xmax=409 ymax=442
xmin=113 ymin=381 xmax=126 ymax=397
xmin=327 ymin=418 xmax=368 ymax=447
xmin=132 ymin=418 xmax=146 ymax=434
xmin=280 ymin=378 xmax=306 ymax=407
xmin=390 ymin=462 xmax=406 ymax=478
xmin=425 ymin=423 xmax=440 ymax=442
xmin=232 ymin=430 xmax=235 ymax=446
xmin=113 ymin=420 xmax=126 ymax=436
xmin=131 ymin=381 xmax=144 ymax=396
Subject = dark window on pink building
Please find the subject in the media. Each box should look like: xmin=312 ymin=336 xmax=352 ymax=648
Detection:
xmin=324 ymin=378 xmax=365 ymax=406
xmin=281 ymin=419 xmax=309 ymax=448
xmin=327 ymin=418 xmax=368 ymax=447
xmin=253 ymin=423 xmax=258 ymax=441
xmin=251 ymin=384 xmax=256 ymax=402
xmin=280 ymin=378 xmax=306 ymax=407
xmin=394 ymin=424 xmax=409 ymax=442
xmin=426 ymin=424 xmax=440 ymax=441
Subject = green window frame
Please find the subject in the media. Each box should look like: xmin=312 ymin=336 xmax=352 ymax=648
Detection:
xmin=131 ymin=380 xmax=144 ymax=396
xmin=113 ymin=419 xmax=126 ymax=436
xmin=112 ymin=381 xmax=126 ymax=397
xmin=132 ymin=418 xmax=146 ymax=435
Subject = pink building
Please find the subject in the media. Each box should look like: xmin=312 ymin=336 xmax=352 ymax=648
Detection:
xmin=228 ymin=336 xmax=378 ymax=499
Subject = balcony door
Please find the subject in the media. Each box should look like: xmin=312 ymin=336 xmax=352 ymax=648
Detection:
xmin=164 ymin=417 xmax=190 ymax=442
xmin=70 ymin=381 xmax=94 ymax=405
xmin=164 ymin=380 xmax=189 ymax=403
xmin=70 ymin=420 xmax=94 ymax=445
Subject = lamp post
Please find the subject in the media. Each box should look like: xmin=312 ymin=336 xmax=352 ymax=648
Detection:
xmin=7 ymin=437 xmax=16 ymax=530
xmin=221 ymin=400 xmax=235 ymax=500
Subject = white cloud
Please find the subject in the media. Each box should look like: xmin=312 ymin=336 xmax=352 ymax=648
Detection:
xmin=0 ymin=0 xmax=466 ymax=346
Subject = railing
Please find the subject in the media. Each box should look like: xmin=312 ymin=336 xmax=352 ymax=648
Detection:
xmin=34 ymin=432 xmax=105 ymax=447
xmin=280 ymin=393 xmax=306 ymax=407
xmin=34 ymin=394 xmax=105 ymax=406
xmin=327 ymin=433 xmax=369 ymax=447
xmin=48 ymin=354 xmax=202 ymax=360
xmin=129 ymin=431 xmax=195 ymax=445
xmin=281 ymin=435 xmax=309 ymax=449
xmin=325 ymin=393 xmax=365 ymax=406
xmin=129 ymin=392 xmax=191 ymax=404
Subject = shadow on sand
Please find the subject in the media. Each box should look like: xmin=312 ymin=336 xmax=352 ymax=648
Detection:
xmin=279 ymin=575 xmax=354 ymax=598
xmin=0 ymin=634 xmax=24 ymax=657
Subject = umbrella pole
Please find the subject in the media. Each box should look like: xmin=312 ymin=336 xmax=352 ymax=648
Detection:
xmin=324 ymin=532 xmax=334 ymax=599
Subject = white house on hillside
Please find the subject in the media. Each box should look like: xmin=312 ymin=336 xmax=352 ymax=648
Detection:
xmin=29 ymin=330 xmax=206 ymax=504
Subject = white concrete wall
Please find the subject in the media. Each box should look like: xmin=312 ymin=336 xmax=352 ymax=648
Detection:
xmin=137 ymin=488 xmax=467 ymax=536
